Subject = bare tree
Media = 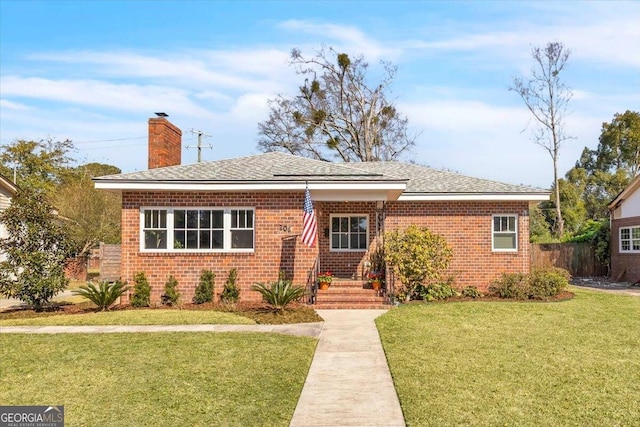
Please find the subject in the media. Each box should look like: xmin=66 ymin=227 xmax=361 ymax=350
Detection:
xmin=258 ymin=47 xmax=416 ymax=162
xmin=511 ymin=42 xmax=573 ymax=237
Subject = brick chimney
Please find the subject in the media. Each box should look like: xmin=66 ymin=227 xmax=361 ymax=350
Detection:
xmin=148 ymin=113 xmax=182 ymax=169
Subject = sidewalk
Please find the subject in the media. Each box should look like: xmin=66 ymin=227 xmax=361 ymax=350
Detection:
xmin=290 ymin=309 xmax=405 ymax=427
xmin=0 ymin=322 xmax=324 ymax=338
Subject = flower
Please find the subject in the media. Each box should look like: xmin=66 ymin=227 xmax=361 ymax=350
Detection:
xmin=318 ymin=271 xmax=333 ymax=283
xmin=367 ymin=271 xmax=384 ymax=283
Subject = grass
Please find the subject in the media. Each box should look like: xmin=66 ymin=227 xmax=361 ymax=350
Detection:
xmin=0 ymin=308 xmax=257 ymax=326
xmin=1 ymin=332 xmax=317 ymax=426
xmin=377 ymin=287 xmax=640 ymax=426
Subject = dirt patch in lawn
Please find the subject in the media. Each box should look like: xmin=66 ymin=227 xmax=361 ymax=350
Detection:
xmin=0 ymin=300 xmax=323 ymax=324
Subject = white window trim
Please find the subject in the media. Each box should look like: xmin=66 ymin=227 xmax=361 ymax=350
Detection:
xmin=492 ymin=214 xmax=518 ymax=252
xmin=619 ymin=226 xmax=640 ymax=253
xmin=329 ymin=213 xmax=369 ymax=252
xmin=139 ymin=206 xmax=255 ymax=253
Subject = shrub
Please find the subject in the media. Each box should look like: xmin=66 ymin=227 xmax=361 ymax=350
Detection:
xmin=461 ymin=286 xmax=483 ymax=299
xmin=489 ymin=272 xmax=529 ymax=299
xmin=73 ymin=280 xmax=129 ymax=311
xmin=221 ymin=268 xmax=240 ymax=304
xmin=528 ymin=267 xmax=570 ymax=299
xmin=490 ymin=268 xmax=570 ymax=300
xmin=161 ymin=275 xmax=180 ymax=306
xmin=193 ymin=269 xmax=215 ymax=304
xmin=251 ymin=272 xmax=306 ymax=313
xmin=131 ymin=272 xmax=151 ymax=307
xmin=385 ymin=225 xmax=453 ymax=302
xmin=415 ymin=278 xmax=459 ymax=302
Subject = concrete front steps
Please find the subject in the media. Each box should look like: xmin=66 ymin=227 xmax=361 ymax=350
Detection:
xmin=312 ymin=278 xmax=390 ymax=309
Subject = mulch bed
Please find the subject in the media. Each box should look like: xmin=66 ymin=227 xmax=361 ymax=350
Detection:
xmin=0 ymin=300 xmax=324 ymax=324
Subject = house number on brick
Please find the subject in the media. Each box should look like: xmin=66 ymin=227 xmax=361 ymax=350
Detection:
xmin=280 ymin=225 xmax=291 ymax=233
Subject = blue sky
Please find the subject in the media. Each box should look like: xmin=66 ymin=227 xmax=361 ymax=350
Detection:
xmin=1 ymin=1 xmax=639 ymax=188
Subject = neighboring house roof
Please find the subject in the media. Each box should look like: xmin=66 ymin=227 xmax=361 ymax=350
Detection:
xmin=94 ymin=151 xmax=549 ymax=202
xmin=608 ymin=174 xmax=640 ymax=211
xmin=0 ymin=174 xmax=18 ymax=196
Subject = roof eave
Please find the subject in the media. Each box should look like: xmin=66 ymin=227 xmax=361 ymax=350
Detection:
xmin=397 ymin=192 xmax=551 ymax=201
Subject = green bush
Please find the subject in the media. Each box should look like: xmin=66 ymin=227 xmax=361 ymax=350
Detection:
xmin=161 ymin=275 xmax=180 ymax=306
xmin=415 ymin=278 xmax=459 ymax=302
xmin=193 ymin=270 xmax=215 ymax=304
xmin=489 ymin=272 xmax=529 ymax=299
xmin=221 ymin=268 xmax=240 ymax=304
xmin=131 ymin=272 xmax=151 ymax=307
xmin=385 ymin=225 xmax=453 ymax=302
xmin=490 ymin=268 xmax=570 ymax=300
xmin=73 ymin=280 xmax=129 ymax=311
xmin=251 ymin=272 xmax=306 ymax=313
xmin=528 ymin=268 xmax=570 ymax=299
xmin=461 ymin=286 xmax=483 ymax=299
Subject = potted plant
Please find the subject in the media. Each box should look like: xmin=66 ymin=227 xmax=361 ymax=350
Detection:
xmin=318 ymin=271 xmax=333 ymax=290
xmin=367 ymin=271 xmax=384 ymax=291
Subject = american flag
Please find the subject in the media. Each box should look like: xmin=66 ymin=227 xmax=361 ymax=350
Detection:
xmin=301 ymin=187 xmax=317 ymax=247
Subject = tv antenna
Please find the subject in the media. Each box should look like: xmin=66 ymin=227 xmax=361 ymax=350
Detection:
xmin=185 ymin=129 xmax=212 ymax=162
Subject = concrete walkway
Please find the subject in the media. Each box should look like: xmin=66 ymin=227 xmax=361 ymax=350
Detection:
xmin=290 ymin=309 xmax=405 ymax=427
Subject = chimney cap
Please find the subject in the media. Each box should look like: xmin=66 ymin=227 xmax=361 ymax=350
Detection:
xmin=154 ymin=112 xmax=169 ymax=118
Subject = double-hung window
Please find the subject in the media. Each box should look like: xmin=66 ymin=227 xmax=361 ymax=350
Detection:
xmin=330 ymin=215 xmax=368 ymax=251
xmin=492 ymin=214 xmax=518 ymax=252
xmin=620 ymin=226 xmax=640 ymax=253
xmin=141 ymin=207 xmax=254 ymax=252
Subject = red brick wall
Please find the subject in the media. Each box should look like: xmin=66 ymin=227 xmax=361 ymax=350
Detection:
xmin=148 ymin=118 xmax=182 ymax=169
xmin=611 ymin=216 xmax=640 ymax=282
xmin=121 ymin=191 xmax=318 ymax=304
xmin=384 ymin=200 xmax=530 ymax=290
xmin=120 ymin=193 xmax=531 ymax=304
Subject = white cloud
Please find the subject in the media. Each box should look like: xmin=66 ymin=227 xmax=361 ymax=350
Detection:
xmin=0 ymin=76 xmax=214 ymax=118
xmin=0 ymin=99 xmax=31 ymax=110
xmin=278 ymin=19 xmax=399 ymax=61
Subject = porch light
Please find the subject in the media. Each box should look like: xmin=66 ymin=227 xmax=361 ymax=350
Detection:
xmin=376 ymin=201 xmax=384 ymax=210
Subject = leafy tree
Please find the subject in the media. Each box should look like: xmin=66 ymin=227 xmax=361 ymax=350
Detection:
xmin=0 ymin=138 xmax=74 ymax=196
xmin=594 ymin=110 xmax=640 ymax=176
xmin=0 ymin=189 xmax=69 ymax=309
xmin=511 ymin=42 xmax=573 ymax=237
xmin=55 ymin=163 xmax=122 ymax=258
xmin=258 ymin=47 xmax=416 ymax=162
xmin=384 ymin=225 xmax=453 ymax=302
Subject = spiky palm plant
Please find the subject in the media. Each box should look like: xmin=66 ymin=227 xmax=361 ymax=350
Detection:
xmin=251 ymin=274 xmax=305 ymax=313
xmin=73 ymin=280 xmax=129 ymax=311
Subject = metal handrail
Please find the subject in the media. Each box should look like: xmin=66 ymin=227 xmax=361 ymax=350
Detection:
xmin=306 ymin=256 xmax=319 ymax=304
xmin=384 ymin=264 xmax=395 ymax=305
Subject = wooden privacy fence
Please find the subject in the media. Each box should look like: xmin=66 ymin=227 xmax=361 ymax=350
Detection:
xmin=530 ymin=242 xmax=608 ymax=277
xmin=98 ymin=243 xmax=121 ymax=281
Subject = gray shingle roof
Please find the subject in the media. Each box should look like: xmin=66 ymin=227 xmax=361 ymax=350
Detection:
xmin=95 ymin=151 xmax=548 ymax=194
xmin=350 ymin=161 xmax=548 ymax=194
xmin=96 ymin=152 xmax=401 ymax=183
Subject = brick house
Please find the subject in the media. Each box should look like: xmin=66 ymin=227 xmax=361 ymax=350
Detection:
xmin=95 ymin=116 xmax=550 ymax=306
xmin=608 ymin=175 xmax=640 ymax=283
xmin=0 ymin=174 xmax=18 ymax=262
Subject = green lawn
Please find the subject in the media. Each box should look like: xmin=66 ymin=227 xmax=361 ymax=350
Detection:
xmin=1 ymin=332 xmax=317 ymax=426
xmin=0 ymin=309 xmax=257 ymax=326
xmin=377 ymin=287 xmax=640 ymax=426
